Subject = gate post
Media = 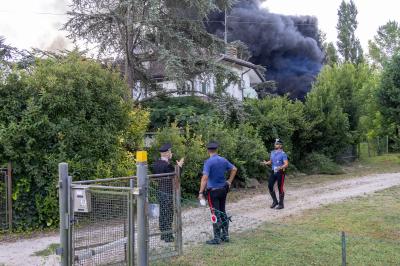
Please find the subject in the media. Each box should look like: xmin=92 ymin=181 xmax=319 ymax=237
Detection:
xmin=7 ymin=162 xmax=12 ymax=232
xmin=174 ymin=166 xmax=183 ymax=255
xmin=136 ymin=151 xmax=149 ymax=266
xmin=59 ymin=163 xmax=70 ymax=266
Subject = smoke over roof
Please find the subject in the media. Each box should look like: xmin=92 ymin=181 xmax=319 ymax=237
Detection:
xmin=206 ymin=0 xmax=324 ymax=99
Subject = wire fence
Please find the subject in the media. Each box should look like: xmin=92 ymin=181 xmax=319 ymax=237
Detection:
xmin=60 ymin=163 xmax=182 ymax=266
xmin=72 ymin=187 xmax=133 ymax=266
xmin=361 ymin=136 xmax=390 ymax=157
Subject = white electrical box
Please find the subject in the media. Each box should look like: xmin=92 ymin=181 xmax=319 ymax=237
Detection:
xmin=72 ymin=186 xmax=92 ymax=213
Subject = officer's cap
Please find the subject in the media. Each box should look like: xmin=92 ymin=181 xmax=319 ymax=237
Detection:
xmin=206 ymin=141 xmax=219 ymax=150
xmin=275 ymin=138 xmax=283 ymax=145
xmin=159 ymin=143 xmax=172 ymax=152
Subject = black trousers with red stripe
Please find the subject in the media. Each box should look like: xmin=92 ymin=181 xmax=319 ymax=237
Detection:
xmin=207 ymin=187 xmax=228 ymax=226
xmin=268 ymin=171 xmax=285 ymax=195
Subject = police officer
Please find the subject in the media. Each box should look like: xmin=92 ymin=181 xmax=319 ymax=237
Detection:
xmin=198 ymin=141 xmax=237 ymax=245
xmin=263 ymin=139 xmax=289 ymax=209
xmin=151 ymin=143 xmax=184 ymax=242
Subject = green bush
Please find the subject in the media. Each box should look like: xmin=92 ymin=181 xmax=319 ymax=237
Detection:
xmin=149 ymin=124 xmax=207 ymax=198
xmin=244 ymin=96 xmax=307 ymax=164
xmin=299 ymin=152 xmax=344 ymax=175
xmin=194 ymin=117 xmax=267 ymax=182
xmin=143 ymin=96 xmax=216 ymax=129
xmin=0 ymin=53 xmax=146 ymax=229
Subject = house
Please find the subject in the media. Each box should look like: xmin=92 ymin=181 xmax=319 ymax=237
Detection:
xmin=134 ymin=47 xmax=265 ymax=101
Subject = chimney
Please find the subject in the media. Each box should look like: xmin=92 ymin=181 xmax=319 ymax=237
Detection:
xmin=226 ymin=44 xmax=238 ymax=58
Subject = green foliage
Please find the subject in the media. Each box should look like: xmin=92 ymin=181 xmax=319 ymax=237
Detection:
xmin=368 ymin=20 xmax=400 ymax=69
xmin=336 ymin=0 xmax=363 ymax=64
xmin=143 ymin=96 xmax=215 ymax=129
xmin=324 ymin=42 xmax=340 ymax=66
xmin=299 ymin=152 xmax=344 ymax=175
xmin=303 ymin=63 xmax=379 ymax=158
xmin=235 ymin=123 xmax=268 ymax=180
xmin=64 ymin=0 xmax=236 ymax=95
xmin=244 ymin=97 xmax=306 ymax=163
xmin=378 ymin=54 xmax=400 ymax=126
xmin=0 ymin=53 xmax=145 ymax=229
xmin=194 ymin=117 xmax=267 ymax=181
xmin=304 ymin=69 xmax=351 ymax=157
xmin=149 ymin=123 xmax=186 ymax=163
xmin=149 ymin=124 xmax=207 ymax=198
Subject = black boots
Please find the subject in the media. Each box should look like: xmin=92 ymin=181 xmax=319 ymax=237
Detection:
xmin=276 ymin=194 xmax=284 ymax=209
xmin=161 ymin=233 xmax=174 ymax=243
xmin=221 ymin=217 xmax=230 ymax=242
xmin=269 ymin=191 xmax=279 ymax=208
xmin=206 ymin=224 xmax=221 ymax=245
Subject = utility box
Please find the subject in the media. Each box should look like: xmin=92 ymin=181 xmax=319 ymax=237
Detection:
xmin=72 ymin=186 xmax=91 ymax=213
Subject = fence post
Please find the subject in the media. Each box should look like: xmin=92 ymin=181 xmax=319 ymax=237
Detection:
xmin=59 ymin=163 xmax=70 ymax=266
xmin=377 ymin=137 xmax=380 ymax=155
xmin=7 ymin=162 xmax=12 ymax=232
xmin=386 ymin=135 xmax=389 ymax=154
xmin=367 ymin=141 xmax=371 ymax=157
xmin=136 ymin=151 xmax=149 ymax=266
xmin=341 ymin=231 xmax=347 ymax=266
xmin=174 ymin=166 xmax=183 ymax=256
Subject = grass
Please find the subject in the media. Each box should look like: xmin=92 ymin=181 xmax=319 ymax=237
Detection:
xmin=32 ymin=243 xmax=59 ymax=257
xmin=157 ymin=186 xmax=400 ymax=266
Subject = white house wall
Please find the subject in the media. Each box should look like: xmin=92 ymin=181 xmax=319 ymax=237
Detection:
xmin=134 ymin=64 xmax=259 ymax=101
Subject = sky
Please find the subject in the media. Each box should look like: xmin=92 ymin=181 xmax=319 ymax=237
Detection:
xmin=0 ymin=0 xmax=399 ymax=52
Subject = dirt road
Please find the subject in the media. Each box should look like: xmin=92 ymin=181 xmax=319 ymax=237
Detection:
xmin=1 ymin=172 xmax=399 ymax=265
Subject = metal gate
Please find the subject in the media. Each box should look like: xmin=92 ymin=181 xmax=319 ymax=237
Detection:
xmin=0 ymin=163 xmax=12 ymax=232
xmin=58 ymin=153 xmax=182 ymax=266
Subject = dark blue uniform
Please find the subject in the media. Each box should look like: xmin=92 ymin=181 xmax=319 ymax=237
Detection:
xmin=151 ymin=158 xmax=175 ymax=242
xmin=268 ymin=149 xmax=288 ymax=209
xmin=203 ymin=154 xmax=235 ymax=243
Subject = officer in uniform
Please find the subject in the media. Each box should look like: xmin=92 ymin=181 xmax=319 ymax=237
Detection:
xmin=198 ymin=141 xmax=237 ymax=245
xmin=151 ymin=143 xmax=184 ymax=242
xmin=263 ymin=139 xmax=289 ymax=209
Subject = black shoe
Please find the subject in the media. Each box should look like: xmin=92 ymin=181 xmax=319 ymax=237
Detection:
xmin=221 ymin=236 xmax=230 ymax=243
xmin=161 ymin=233 xmax=174 ymax=242
xmin=207 ymin=224 xmax=221 ymax=245
xmin=164 ymin=236 xmax=174 ymax=243
xmin=221 ymin=214 xmax=231 ymax=242
xmin=276 ymin=194 xmax=284 ymax=209
xmin=206 ymin=238 xmax=221 ymax=245
xmin=269 ymin=191 xmax=279 ymax=208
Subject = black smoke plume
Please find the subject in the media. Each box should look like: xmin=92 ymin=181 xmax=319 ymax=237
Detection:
xmin=206 ymin=0 xmax=324 ymax=99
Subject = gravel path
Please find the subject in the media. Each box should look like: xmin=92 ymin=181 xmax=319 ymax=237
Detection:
xmin=1 ymin=172 xmax=399 ymax=266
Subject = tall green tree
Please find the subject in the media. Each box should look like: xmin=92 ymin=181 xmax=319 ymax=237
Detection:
xmin=368 ymin=20 xmax=400 ymax=68
xmin=64 ymin=0 xmax=234 ymax=98
xmin=336 ymin=0 xmax=363 ymax=64
xmin=324 ymin=42 xmax=340 ymax=66
xmin=378 ymin=54 xmax=400 ymax=126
